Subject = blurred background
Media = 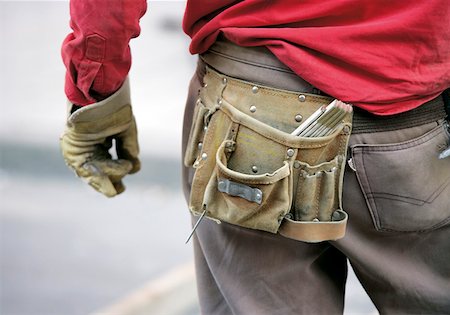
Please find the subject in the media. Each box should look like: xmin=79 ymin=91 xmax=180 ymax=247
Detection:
xmin=0 ymin=1 xmax=377 ymax=314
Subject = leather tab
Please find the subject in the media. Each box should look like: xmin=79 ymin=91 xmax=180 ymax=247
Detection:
xmin=278 ymin=210 xmax=348 ymax=243
xmin=217 ymin=178 xmax=263 ymax=204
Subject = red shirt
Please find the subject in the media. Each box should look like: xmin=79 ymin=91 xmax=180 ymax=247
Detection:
xmin=62 ymin=0 xmax=450 ymax=115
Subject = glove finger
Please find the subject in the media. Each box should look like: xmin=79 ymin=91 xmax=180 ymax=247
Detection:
xmin=80 ymin=161 xmax=131 ymax=197
xmin=92 ymin=159 xmax=133 ymax=177
xmin=112 ymin=180 xmax=126 ymax=195
xmin=116 ymin=117 xmax=141 ymax=174
xmin=87 ymin=174 xmax=119 ymax=197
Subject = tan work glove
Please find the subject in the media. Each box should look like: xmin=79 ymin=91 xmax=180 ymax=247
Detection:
xmin=60 ymin=78 xmax=140 ymax=197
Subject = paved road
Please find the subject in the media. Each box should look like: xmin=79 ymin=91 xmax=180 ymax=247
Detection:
xmin=1 ymin=144 xmax=376 ymax=315
xmin=1 ymin=144 xmax=195 ymax=315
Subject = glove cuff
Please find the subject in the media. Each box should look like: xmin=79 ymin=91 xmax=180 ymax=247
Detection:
xmin=67 ymin=77 xmax=131 ymax=123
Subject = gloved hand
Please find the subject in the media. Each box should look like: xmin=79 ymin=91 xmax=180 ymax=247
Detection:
xmin=60 ymin=78 xmax=140 ymax=197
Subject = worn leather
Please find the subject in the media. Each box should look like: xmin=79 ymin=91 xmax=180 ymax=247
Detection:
xmin=184 ymin=67 xmax=352 ymax=241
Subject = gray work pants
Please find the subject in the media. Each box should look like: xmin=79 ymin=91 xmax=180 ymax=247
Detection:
xmin=181 ymin=40 xmax=450 ymax=315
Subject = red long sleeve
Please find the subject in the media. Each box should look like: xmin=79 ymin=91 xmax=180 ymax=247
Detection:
xmin=183 ymin=0 xmax=450 ymax=115
xmin=63 ymin=1 xmax=449 ymax=114
xmin=61 ymin=0 xmax=147 ymax=106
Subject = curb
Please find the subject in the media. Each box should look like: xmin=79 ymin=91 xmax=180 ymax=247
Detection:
xmin=92 ymin=261 xmax=198 ymax=315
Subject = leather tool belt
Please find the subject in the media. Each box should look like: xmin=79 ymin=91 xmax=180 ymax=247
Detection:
xmin=184 ymin=66 xmax=353 ymax=243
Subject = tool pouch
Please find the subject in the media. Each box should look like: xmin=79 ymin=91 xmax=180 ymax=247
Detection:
xmin=184 ymin=67 xmax=352 ymax=242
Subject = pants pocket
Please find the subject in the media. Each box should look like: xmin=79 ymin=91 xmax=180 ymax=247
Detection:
xmin=352 ymin=123 xmax=450 ymax=232
xmin=203 ymin=139 xmax=292 ymax=233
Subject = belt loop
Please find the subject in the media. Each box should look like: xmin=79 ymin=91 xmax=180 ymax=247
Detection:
xmin=443 ymin=89 xmax=450 ymax=121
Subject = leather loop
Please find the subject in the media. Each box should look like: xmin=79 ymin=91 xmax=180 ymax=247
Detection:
xmin=278 ymin=210 xmax=348 ymax=243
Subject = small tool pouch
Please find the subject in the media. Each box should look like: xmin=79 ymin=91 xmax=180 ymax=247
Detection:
xmin=184 ymin=67 xmax=352 ymax=242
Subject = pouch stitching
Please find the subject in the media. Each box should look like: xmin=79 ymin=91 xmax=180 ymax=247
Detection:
xmin=296 ymin=157 xmax=339 ymax=172
xmin=184 ymin=101 xmax=208 ymax=167
xmin=217 ymin=164 xmax=290 ymax=185
xmin=226 ymin=81 xmax=326 ymax=104
xmin=197 ymin=68 xmax=352 ymax=234
xmin=220 ymin=105 xmax=336 ymax=149
xmin=209 ymin=167 xmax=290 ymax=233
xmin=192 ymin=113 xmax=221 ymax=180
xmin=218 ymin=92 xmax=348 ymax=145
xmin=314 ymin=175 xmax=322 ymax=220
xmin=339 ymin=134 xmax=347 ymax=156
xmin=336 ymin=137 xmax=347 ymax=212
xmin=332 ymin=167 xmax=340 ymax=214
xmin=207 ymin=68 xmax=330 ymax=104
xmin=216 ymin=140 xmax=290 ymax=185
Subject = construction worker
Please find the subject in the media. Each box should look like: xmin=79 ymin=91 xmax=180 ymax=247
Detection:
xmin=61 ymin=1 xmax=450 ymax=314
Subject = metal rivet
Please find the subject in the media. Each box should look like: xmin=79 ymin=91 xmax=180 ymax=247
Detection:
xmin=218 ymin=180 xmax=225 ymax=190
xmin=204 ymin=126 xmax=208 ymax=131
xmin=197 ymin=142 xmax=203 ymax=150
xmin=217 ymin=98 xmax=223 ymax=105
xmin=249 ymin=105 xmax=257 ymax=113
xmin=294 ymin=161 xmax=301 ymax=169
xmin=287 ymin=148 xmax=295 ymax=157
xmin=201 ymin=153 xmax=208 ymax=160
xmin=222 ymin=77 xmax=227 ymax=84
xmin=295 ymin=114 xmax=303 ymax=122
xmin=255 ymin=193 xmax=262 ymax=201
xmin=332 ymin=210 xmax=340 ymax=221
xmin=278 ymin=215 xmax=284 ymax=223
xmin=252 ymin=86 xmax=259 ymax=94
xmin=298 ymin=94 xmax=306 ymax=102
xmin=251 ymin=166 xmax=258 ymax=173
xmin=203 ymin=83 xmax=208 ymax=88
xmin=347 ymin=158 xmax=356 ymax=171
xmin=193 ymin=161 xmax=200 ymax=168
xmin=313 ymin=218 xmax=320 ymax=222
xmin=316 ymin=171 xmax=323 ymax=177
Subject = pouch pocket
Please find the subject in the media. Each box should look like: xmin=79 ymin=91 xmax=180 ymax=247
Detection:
xmin=203 ymin=140 xmax=292 ymax=233
xmin=352 ymin=123 xmax=450 ymax=232
xmin=186 ymin=67 xmax=352 ymax=241
xmin=184 ymin=99 xmax=210 ymax=167
xmin=293 ymin=157 xmax=340 ymax=222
